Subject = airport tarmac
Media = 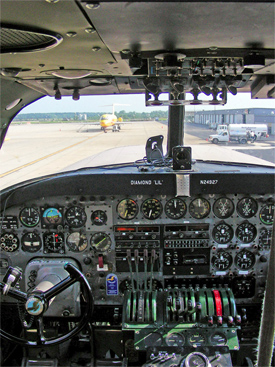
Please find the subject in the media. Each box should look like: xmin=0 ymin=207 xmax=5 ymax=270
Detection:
xmin=0 ymin=121 xmax=274 ymax=190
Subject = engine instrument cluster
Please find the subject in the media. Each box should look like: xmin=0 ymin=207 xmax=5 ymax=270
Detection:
xmin=0 ymin=188 xmax=274 ymax=306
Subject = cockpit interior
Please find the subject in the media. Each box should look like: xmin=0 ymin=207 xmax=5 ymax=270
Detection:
xmin=0 ymin=1 xmax=274 ymax=367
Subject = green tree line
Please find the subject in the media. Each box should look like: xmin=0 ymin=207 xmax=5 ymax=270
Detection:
xmin=14 ymin=110 xmax=168 ymax=122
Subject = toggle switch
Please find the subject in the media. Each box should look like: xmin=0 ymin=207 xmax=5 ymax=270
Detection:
xmin=97 ymin=255 xmax=108 ymax=271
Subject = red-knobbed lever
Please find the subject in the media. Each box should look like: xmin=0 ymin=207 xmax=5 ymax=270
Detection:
xmin=213 ymin=290 xmax=223 ymax=317
xmin=98 ymin=255 xmax=104 ymax=269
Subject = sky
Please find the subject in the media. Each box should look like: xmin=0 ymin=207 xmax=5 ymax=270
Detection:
xmin=21 ymin=92 xmax=275 ymax=114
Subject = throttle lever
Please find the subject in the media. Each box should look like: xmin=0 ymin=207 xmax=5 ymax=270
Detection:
xmin=2 ymin=266 xmax=22 ymax=295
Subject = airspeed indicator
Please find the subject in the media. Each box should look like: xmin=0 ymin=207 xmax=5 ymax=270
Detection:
xmin=189 ymin=198 xmax=210 ymax=219
xmin=117 ymin=199 xmax=138 ymax=220
xmin=20 ymin=207 xmax=40 ymax=227
xmin=165 ymin=198 xmax=187 ymax=219
xmin=141 ymin=198 xmax=162 ymax=220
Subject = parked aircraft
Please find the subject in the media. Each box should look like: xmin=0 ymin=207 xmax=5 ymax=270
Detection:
xmin=99 ymin=104 xmax=127 ymax=132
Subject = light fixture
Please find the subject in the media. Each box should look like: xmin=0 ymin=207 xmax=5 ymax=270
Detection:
xmin=85 ymin=2 xmax=100 ymax=10
xmin=200 ymin=86 xmax=211 ymax=96
xmin=73 ymin=89 xmax=80 ymax=101
xmin=190 ymin=89 xmax=202 ymax=105
xmin=55 ymin=89 xmax=61 ymax=100
xmin=121 ymin=49 xmax=131 ymax=55
xmin=228 ymin=85 xmax=237 ymax=95
xmin=66 ymin=32 xmax=77 ymax=38
xmin=5 ymin=98 xmax=21 ymax=110
xmin=243 ymin=53 xmax=265 ymax=68
xmin=92 ymin=47 xmax=101 ymax=52
xmin=85 ymin=27 xmax=96 ymax=34
xmin=89 ymin=78 xmax=112 ymax=86
xmin=1 ymin=68 xmax=22 ymax=77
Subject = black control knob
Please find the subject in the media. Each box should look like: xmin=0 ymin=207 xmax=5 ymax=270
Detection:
xmin=208 ymin=316 xmax=213 ymax=325
xmin=196 ymin=302 xmax=202 ymax=312
xmin=260 ymin=255 xmax=268 ymax=262
xmin=83 ymin=257 xmax=92 ymax=265
xmin=227 ymin=316 xmax=234 ymax=326
xmin=241 ymin=308 xmax=247 ymax=323
xmin=235 ymin=315 xmax=242 ymax=324
xmin=165 ymin=254 xmax=171 ymax=265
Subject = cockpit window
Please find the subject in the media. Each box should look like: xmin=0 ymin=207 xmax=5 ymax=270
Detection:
xmin=0 ymin=94 xmax=274 ymax=190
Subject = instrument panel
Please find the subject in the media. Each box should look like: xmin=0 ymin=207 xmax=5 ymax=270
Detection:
xmin=0 ymin=186 xmax=274 ymax=306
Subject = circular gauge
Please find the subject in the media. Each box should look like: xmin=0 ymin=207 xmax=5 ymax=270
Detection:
xmin=212 ymin=251 xmax=233 ymax=271
xmin=235 ymin=250 xmax=255 ymax=270
xmin=189 ymin=198 xmax=210 ymax=219
xmin=43 ymin=232 xmax=64 ymax=253
xmin=165 ymin=198 xmax=187 ymax=219
xmin=236 ymin=222 xmax=257 ymax=243
xmin=20 ymin=207 xmax=40 ymax=227
xmin=67 ymin=232 xmax=88 ymax=252
xmin=237 ymin=197 xmax=258 ymax=218
xmin=0 ymin=233 xmax=19 ymax=252
xmin=259 ymin=203 xmax=274 ymax=225
xmin=43 ymin=207 xmax=62 ymax=225
xmin=188 ymin=332 xmax=206 ymax=346
xmin=212 ymin=222 xmax=234 ymax=244
xmin=117 ymin=198 xmax=138 ymax=220
xmin=91 ymin=232 xmax=111 ymax=252
xmin=91 ymin=210 xmax=107 ymax=226
xmin=210 ymin=332 xmax=227 ymax=346
xmin=166 ymin=332 xmax=185 ymax=347
xmin=65 ymin=206 xmax=87 ymax=228
xmin=213 ymin=197 xmax=234 ymax=219
xmin=259 ymin=228 xmax=272 ymax=247
xmin=184 ymin=352 xmax=210 ymax=367
xmin=21 ymin=232 xmax=42 ymax=252
xmin=141 ymin=198 xmax=162 ymax=220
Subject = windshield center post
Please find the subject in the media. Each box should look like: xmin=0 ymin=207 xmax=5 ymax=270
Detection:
xmin=166 ymin=94 xmax=185 ymax=158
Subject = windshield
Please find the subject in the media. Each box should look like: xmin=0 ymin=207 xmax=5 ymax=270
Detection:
xmin=0 ymin=92 xmax=274 ymax=190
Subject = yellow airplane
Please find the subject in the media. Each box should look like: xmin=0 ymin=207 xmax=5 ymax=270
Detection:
xmin=77 ymin=104 xmax=127 ymax=133
xmin=100 ymin=113 xmax=121 ymax=132
xmin=100 ymin=103 xmax=127 ymax=132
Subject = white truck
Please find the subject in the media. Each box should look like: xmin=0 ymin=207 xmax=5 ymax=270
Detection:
xmin=209 ymin=124 xmax=268 ymax=144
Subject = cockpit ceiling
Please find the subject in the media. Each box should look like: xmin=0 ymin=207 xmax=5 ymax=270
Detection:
xmin=87 ymin=2 xmax=275 ymax=52
xmin=0 ymin=1 xmax=275 ymax=97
